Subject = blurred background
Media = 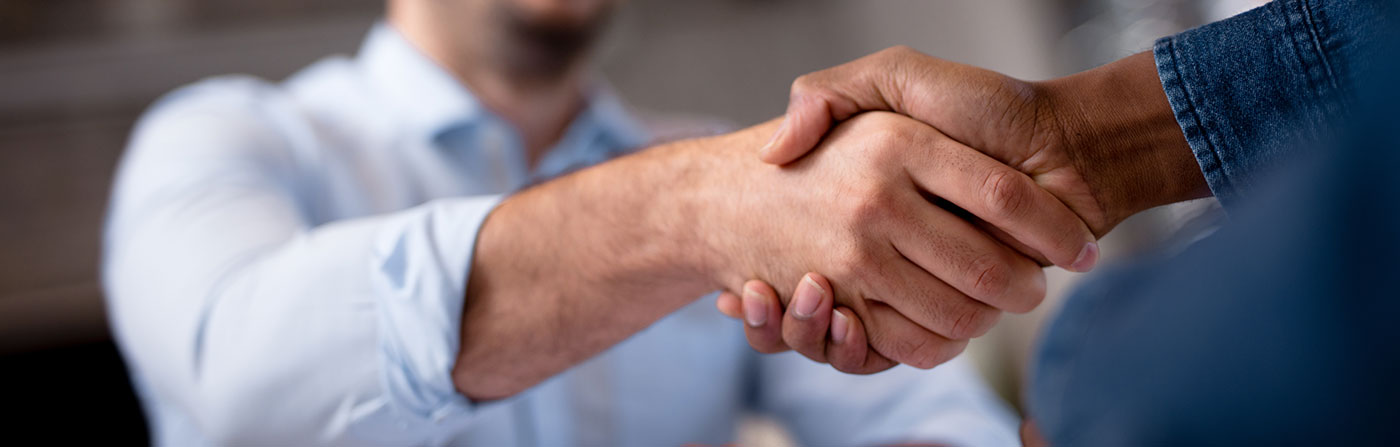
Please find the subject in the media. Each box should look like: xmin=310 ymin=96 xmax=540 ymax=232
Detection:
xmin=0 ymin=0 xmax=1261 ymax=443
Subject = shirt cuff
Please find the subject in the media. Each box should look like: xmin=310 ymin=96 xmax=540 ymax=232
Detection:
xmin=362 ymin=195 xmax=504 ymax=439
xmin=1152 ymin=0 xmax=1353 ymax=207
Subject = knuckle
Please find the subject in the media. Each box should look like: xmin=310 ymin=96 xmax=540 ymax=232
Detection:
xmin=916 ymin=343 xmax=959 ymax=370
xmin=948 ymin=306 xmax=998 ymax=340
xmin=858 ymin=124 xmax=918 ymax=168
xmin=892 ymin=334 xmax=937 ymax=368
xmin=966 ymin=254 xmax=1013 ymax=301
xmin=981 ymin=169 xmax=1032 ymax=221
xmin=845 ymin=112 xmax=909 ymax=143
xmin=790 ymin=73 xmax=818 ymax=97
xmin=928 ymin=341 xmax=968 ymax=368
xmin=1008 ymin=271 xmax=1048 ymax=313
xmin=889 ymin=333 xmax=962 ymax=370
xmin=843 ymin=185 xmax=897 ymax=227
xmin=879 ymin=45 xmax=916 ymax=59
xmin=872 ymin=115 xmax=917 ymax=142
xmin=834 ymin=245 xmax=879 ymax=280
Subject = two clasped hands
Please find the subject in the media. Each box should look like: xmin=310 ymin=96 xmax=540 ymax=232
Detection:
xmin=705 ymin=46 xmax=1209 ymax=373
xmin=459 ymin=44 xmax=1209 ymax=400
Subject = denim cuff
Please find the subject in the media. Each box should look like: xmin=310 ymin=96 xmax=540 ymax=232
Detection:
xmin=1153 ymin=0 xmax=1358 ymax=208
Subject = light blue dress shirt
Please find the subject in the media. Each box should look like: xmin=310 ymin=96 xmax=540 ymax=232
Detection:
xmin=102 ymin=23 xmax=1019 ymax=446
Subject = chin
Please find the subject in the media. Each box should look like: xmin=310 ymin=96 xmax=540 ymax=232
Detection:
xmin=492 ymin=0 xmax=614 ymax=80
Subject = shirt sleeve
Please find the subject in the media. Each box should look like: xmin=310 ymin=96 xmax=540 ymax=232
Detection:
xmin=1028 ymin=57 xmax=1400 ymax=443
xmin=751 ymin=352 xmax=1020 ymax=447
xmin=102 ymin=80 xmax=501 ymax=445
xmin=1153 ymin=0 xmax=1385 ymax=206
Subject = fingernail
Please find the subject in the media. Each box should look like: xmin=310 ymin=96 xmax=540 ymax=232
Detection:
xmin=759 ymin=118 xmax=787 ymax=158
xmin=831 ymin=310 xmax=851 ymax=344
xmin=742 ymin=287 xmax=768 ymax=327
xmin=1071 ymin=242 xmax=1099 ymax=272
xmin=792 ymin=274 xmax=824 ymax=318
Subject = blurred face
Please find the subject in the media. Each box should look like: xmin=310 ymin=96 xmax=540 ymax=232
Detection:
xmin=493 ymin=0 xmax=617 ymax=79
xmin=417 ymin=0 xmax=618 ymax=81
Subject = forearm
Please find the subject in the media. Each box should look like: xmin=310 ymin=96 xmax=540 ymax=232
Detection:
xmin=1051 ymin=0 xmax=1386 ymax=212
xmin=454 ymin=124 xmax=774 ymax=400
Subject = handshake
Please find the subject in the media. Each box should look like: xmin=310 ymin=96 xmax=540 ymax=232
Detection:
xmin=690 ymin=46 xmax=1203 ymax=373
xmin=462 ymin=45 xmax=1207 ymax=399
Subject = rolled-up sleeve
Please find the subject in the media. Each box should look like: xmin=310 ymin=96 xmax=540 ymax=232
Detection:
xmin=1153 ymin=0 xmax=1385 ymax=206
xmin=102 ymin=81 xmax=504 ymax=445
xmin=363 ymin=196 xmax=502 ymax=440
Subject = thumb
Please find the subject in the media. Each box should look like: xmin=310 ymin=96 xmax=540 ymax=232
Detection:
xmin=758 ymin=46 xmax=924 ymax=165
xmin=759 ymin=93 xmax=835 ymax=165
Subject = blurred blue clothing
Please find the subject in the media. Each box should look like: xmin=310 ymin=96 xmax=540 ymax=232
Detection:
xmin=102 ymin=23 xmax=1018 ymax=446
xmin=1032 ymin=0 xmax=1400 ymax=444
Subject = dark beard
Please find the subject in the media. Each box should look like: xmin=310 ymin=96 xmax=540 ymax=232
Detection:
xmin=491 ymin=2 xmax=612 ymax=82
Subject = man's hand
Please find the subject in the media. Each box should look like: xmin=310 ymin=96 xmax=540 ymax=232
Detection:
xmin=761 ymin=46 xmax=1208 ymax=238
xmin=457 ymin=109 xmax=1097 ymax=398
xmin=719 ymin=47 xmax=1212 ymax=367
xmin=715 ymin=273 xmax=894 ymax=374
xmin=695 ymin=111 xmax=1101 ymax=372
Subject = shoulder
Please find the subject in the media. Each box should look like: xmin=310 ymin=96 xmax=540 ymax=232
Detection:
xmin=128 ymin=56 xmax=372 ymax=163
xmin=139 ymin=75 xmax=287 ymax=131
xmin=124 ymin=75 xmax=301 ymax=169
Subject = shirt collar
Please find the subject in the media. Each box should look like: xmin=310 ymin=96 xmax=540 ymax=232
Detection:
xmin=356 ymin=22 xmax=649 ymax=153
xmin=357 ymin=22 xmax=483 ymax=137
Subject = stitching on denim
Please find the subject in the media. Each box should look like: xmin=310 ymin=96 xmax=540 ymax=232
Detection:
xmin=1280 ymin=0 xmax=1348 ymax=165
xmin=1300 ymin=0 xmax=1341 ymax=94
xmin=1283 ymin=0 xmax=1334 ymax=138
xmin=1168 ymin=38 xmax=1236 ymax=200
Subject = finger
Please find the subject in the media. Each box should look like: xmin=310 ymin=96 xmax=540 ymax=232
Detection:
xmin=827 ymin=306 xmax=897 ymax=374
xmin=860 ymin=300 xmax=967 ymax=369
xmin=740 ymin=280 xmax=790 ymax=354
xmin=969 ymin=216 xmax=1052 ymax=267
xmin=903 ymin=126 xmax=1098 ymax=272
xmin=715 ymin=291 xmax=743 ymax=319
xmin=758 ymin=93 xmax=839 ymax=165
xmin=888 ymin=193 xmax=1047 ymax=314
xmin=781 ymin=273 xmax=835 ymax=364
xmin=1021 ymin=419 xmax=1051 ymax=447
xmin=870 ymin=259 xmax=1004 ymax=340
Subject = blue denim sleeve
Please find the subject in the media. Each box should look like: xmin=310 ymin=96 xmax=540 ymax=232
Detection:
xmin=1030 ymin=18 xmax=1400 ymax=444
xmin=1028 ymin=66 xmax=1400 ymax=447
xmin=1153 ymin=0 xmax=1385 ymax=206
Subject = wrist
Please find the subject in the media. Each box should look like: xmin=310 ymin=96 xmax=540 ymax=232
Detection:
xmin=1038 ymin=51 xmax=1210 ymax=231
xmin=664 ymin=119 xmax=786 ymax=291
xmin=609 ymin=144 xmax=731 ymax=298
xmin=644 ymin=140 xmax=731 ymax=292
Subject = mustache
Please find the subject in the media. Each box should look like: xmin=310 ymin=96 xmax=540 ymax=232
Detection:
xmin=493 ymin=3 xmax=614 ymax=80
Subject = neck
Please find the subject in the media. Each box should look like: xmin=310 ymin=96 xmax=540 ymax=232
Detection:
xmin=457 ymin=63 xmax=588 ymax=167
xmin=388 ymin=9 xmax=587 ymax=167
